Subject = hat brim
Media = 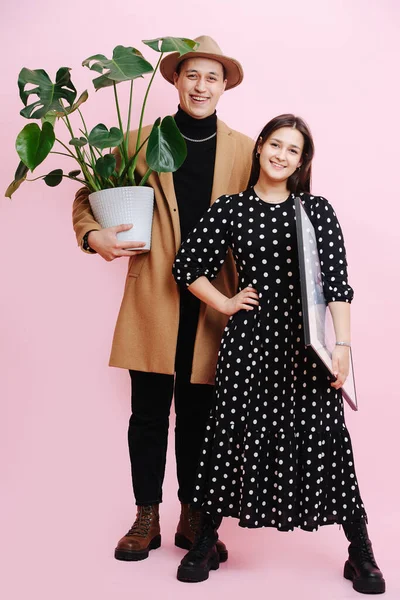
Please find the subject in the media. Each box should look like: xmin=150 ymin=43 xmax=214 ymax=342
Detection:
xmin=160 ymin=51 xmax=243 ymax=91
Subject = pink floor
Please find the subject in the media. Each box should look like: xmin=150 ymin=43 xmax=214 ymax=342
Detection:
xmin=2 ymin=425 xmax=398 ymax=600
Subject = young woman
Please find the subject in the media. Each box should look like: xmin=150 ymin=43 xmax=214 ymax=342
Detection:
xmin=172 ymin=115 xmax=385 ymax=594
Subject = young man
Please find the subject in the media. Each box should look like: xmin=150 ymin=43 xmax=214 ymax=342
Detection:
xmin=72 ymin=36 xmax=253 ymax=562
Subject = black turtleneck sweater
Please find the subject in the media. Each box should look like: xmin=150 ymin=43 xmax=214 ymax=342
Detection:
xmin=173 ymin=108 xmax=218 ymax=369
xmin=173 ymin=107 xmax=217 ymax=240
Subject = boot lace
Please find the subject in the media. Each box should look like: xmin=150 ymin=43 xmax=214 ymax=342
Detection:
xmin=354 ymin=522 xmax=378 ymax=568
xmin=187 ymin=530 xmax=216 ymax=560
xmin=360 ymin=539 xmax=378 ymax=567
xmin=126 ymin=506 xmax=153 ymax=538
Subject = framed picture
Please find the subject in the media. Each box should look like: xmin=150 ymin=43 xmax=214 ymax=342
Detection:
xmin=295 ymin=197 xmax=358 ymax=411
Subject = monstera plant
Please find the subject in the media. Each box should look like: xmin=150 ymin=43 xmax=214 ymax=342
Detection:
xmin=5 ymin=37 xmax=197 ymax=198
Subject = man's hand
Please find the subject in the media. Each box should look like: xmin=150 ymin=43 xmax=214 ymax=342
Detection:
xmin=88 ymin=224 xmax=146 ymax=262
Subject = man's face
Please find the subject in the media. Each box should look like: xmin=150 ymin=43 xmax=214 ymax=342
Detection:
xmin=173 ymin=57 xmax=227 ymax=119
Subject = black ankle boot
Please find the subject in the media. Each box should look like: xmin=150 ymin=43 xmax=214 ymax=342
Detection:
xmin=177 ymin=512 xmax=221 ymax=583
xmin=343 ymin=520 xmax=386 ymax=594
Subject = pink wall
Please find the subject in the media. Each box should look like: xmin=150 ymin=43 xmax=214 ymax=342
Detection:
xmin=1 ymin=1 xmax=399 ymax=599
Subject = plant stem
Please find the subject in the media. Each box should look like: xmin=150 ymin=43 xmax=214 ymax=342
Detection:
xmin=58 ymin=116 xmax=98 ymax=191
xmin=51 ymin=151 xmax=78 ymax=159
xmin=119 ymin=134 xmax=150 ymax=182
xmin=113 ymin=83 xmax=128 ymax=165
xmin=138 ymin=167 xmax=152 ymax=186
xmin=77 ymin=110 xmax=100 ymax=166
xmin=77 ymin=108 xmax=89 ymax=135
xmin=113 ymin=82 xmax=128 ymax=180
xmin=127 ymin=54 xmax=163 ymax=184
xmin=113 ymin=82 xmax=124 ymax=133
xmin=63 ymin=175 xmax=89 ymax=185
xmin=82 ymin=147 xmax=93 ymax=167
xmin=27 ymin=175 xmax=50 ymax=182
xmin=79 ymin=131 xmax=102 ymax=158
xmin=55 ymin=138 xmax=79 ymax=160
xmin=124 ymin=80 xmax=134 ymax=159
xmin=62 ymin=114 xmax=97 ymax=189
xmin=135 ymin=53 xmax=163 ymax=155
xmin=77 ymin=148 xmax=98 ymax=190
xmin=51 ymin=150 xmax=92 ymax=169
xmin=27 ymin=174 xmax=88 ymax=185
xmin=82 ymin=147 xmax=102 ymax=188
xmin=62 ymin=113 xmax=75 ymax=138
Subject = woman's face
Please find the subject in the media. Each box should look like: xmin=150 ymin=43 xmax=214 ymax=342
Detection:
xmin=258 ymin=126 xmax=304 ymax=184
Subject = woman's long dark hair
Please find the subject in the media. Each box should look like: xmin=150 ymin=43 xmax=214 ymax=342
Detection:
xmin=247 ymin=114 xmax=315 ymax=194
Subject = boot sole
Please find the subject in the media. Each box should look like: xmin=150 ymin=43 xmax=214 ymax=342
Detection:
xmin=114 ymin=534 xmax=161 ymax=562
xmin=175 ymin=533 xmax=228 ymax=563
xmin=344 ymin=560 xmax=386 ymax=594
xmin=177 ymin=553 xmax=220 ymax=583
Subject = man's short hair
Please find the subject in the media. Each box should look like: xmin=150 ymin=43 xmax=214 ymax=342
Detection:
xmin=176 ymin=58 xmax=227 ymax=80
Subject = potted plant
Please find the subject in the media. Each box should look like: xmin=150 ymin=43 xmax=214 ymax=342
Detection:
xmin=5 ymin=37 xmax=198 ymax=249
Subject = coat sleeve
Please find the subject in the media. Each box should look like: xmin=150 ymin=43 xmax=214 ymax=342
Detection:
xmin=308 ymin=196 xmax=354 ymax=303
xmin=173 ymin=195 xmax=233 ymax=287
xmin=72 ymin=186 xmax=101 ymax=253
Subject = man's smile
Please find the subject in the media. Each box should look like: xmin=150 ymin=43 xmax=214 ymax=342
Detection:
xmin=190 ymin=95 xmax=210 ymax=103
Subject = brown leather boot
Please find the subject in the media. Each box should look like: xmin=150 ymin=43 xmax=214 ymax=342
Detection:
xmin=114 ymin=504 xmax=161 ymax=561
xmin=175 ymin=503 xmax=228 ymax=562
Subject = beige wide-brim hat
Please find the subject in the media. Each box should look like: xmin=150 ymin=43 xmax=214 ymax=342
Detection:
xmin=160 ymin=35 xmax=244 ymax=91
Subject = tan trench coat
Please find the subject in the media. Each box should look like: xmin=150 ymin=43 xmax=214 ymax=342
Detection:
xmin=72 ymin=119 xmax=254 ymax=383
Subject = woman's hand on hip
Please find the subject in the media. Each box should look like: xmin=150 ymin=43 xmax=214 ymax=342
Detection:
xmin=221 ymin=286 xmax=259 ymax=316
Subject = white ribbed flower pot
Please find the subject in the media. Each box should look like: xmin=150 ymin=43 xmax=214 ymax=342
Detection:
xmin=89 ymin=186 xmax=155 ymax=250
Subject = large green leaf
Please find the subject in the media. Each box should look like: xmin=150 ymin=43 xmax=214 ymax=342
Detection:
xmin=143 ymin=37 xmax=198 ymax=55
xmin=88 ymin=124 xmax=123 ymax=149
xmin=18 ymin=67 xmax=77 ymax=119
xmin=82 ymin=46 xmax=153 ymax=90
xmin=44 ymin=169 xmax=63 ymax=187
xmin=146 ymin=116 xmax=187 ymax=173
xmin=16 ymin=121 xmax=55 ymax=171
xmin=95 ymin=154 xmax=116 ymax=179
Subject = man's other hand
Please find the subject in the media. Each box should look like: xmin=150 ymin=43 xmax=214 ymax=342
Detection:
xmin=88 ymin=225 xmax=146 ymax=262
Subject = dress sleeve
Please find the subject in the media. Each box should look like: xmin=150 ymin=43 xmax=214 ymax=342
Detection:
xmin=308 ymin=196 xmax=354 ymax=303
xmin=173 ymin=195 xmax=232 ymax=287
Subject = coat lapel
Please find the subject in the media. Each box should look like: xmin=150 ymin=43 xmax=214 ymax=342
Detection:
xmin=157 ymin=119 xmax=236 ymax=250
xmin=211 ymin=119 xmax=236 ymax=204
xmin=158 ymin=171 xmax=181 ymax=250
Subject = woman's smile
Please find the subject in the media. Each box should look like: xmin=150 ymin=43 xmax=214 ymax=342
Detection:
xmin=270 ymin=160 xmax=286 ymax=170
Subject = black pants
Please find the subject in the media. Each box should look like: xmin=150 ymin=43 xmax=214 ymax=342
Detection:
xmin=128 ymin=292 xmax=214 ymax=506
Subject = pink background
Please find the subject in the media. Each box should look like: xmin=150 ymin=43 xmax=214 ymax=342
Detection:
xmin=1 ymin=1 xmax=399 ymax=598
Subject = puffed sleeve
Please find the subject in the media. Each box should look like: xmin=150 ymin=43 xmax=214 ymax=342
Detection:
xmin=173 ymin=195 xmax=232 ymax=287
xmin=308 ymin=196 xmax=354 ymax=303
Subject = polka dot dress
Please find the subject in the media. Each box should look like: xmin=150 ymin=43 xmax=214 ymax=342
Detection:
xmin=173 ymin=188 xmax=367 ymax=531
